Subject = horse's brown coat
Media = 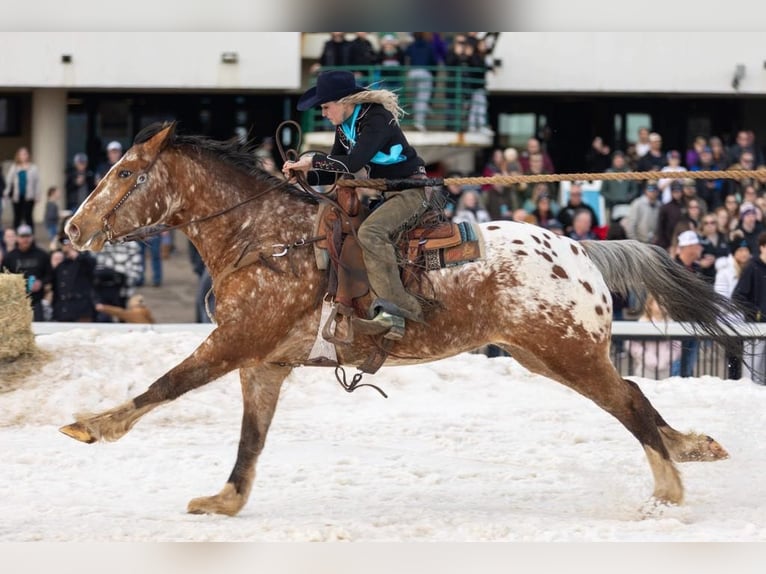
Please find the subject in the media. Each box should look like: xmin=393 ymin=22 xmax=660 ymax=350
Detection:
xmin=60 ymin=124 xmax=728 ymax=515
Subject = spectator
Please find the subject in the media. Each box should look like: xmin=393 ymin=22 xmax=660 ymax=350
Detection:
xmin=481 ymin=149 xmax=513 ymax=220
xmin=584 ymin=136 xmax=611 ymax=173
xmin=95 ymin=141 xmax=124 ymax=183
xmin=530 ymin=192 xmax=559 ymax=230
xmin=557 ymin=181 xmax=598 ymax=233
xmin=522 ymin=153 xmax=555 ymax=199
xmin=723 ymin=193 xmax=741 ymax=230
xmin=4 ymin=146 xmax=41 ymax=232
xmin=692 ymin=145 xmax=725 ymax=209
xmin=700 ymin=211 xmax=730 ymax=269
xmin=732 ymin=230 xmax=766 ymax=385
xmin=681 ymin=177 xmax=708 ymax=217
xmin=728 ymin=129 xmax=765 ymax=167
xmin=1 ymin=227 xmax=17 ymax=262
xmin=727 ymin=151 xmax=762 ymax=199
xmin=600 ymin=151 xmax=638 ymax=215
xmin=637 ymin=132 xmax=667 ymax=172
xmin=656 ymin=181 xmax=686 ymax=251
xmin=709 ymin=136 xmax=730 ymax=169
xmin=0 ymin=223 xmax=51 ymax=320
xmin=685 ymin=135 xmax=707 ymax=169
xmin=465 ymin=38 xmax=491 ymax=134
xmin=696 ymin=210 xmax=720 ymax=282
xmin=452 ymin=188 xmax=491 ymax=224
xmin=627 ymin=295 xmax=680 ymax=379
xmin=671 ymin=230 xmax=709 ymax=377
xmin=137 ymin=234 xmax=163 ymax=287
xmin=92 ymin=241 xmax=143 ymax=322
xmin=96 ymin=294 xmax=155 ymax=324
xmin=347 ymin=32 xmax=378 ymax=79
xmin=568 ymin=210 xmax=598 ymax=241
xmin=715 ymin=232 xmax=751 ymax=379
xmin=440 ymin=172 xmax=465 ymax=221
xmin=188 ymin=240 xmax=215 ymax=323
xmin=51 ymin=234 xmax=96 ymax=322
xmin=520 ymin=137 xmax=555 ymax=174
xmin=44 ymin=186 xmax=62 ymax=247
xmin=65 ymin=152 xmax=96 ymax=211
xmin=502 ymin=147 xmax=527 ymax=211
xmin=625 ymin=182 xmax=661 ymax=244
xmin=443 ymin=33 xmax=473 ymax=131
xmin=714 ymin=205 xmax=735 ymax=237
xmin=736 ymin=202 xmax=765 ymax=256
xmin=310 ymin=32 xmax=350 ymax=74
xmin=634 ymin=127 xmax=651 ymax=158
xmin=404 ymin=32 xmax=439 ymax=131
xmin=658 ymin=151 xmax=687 ymax=204
xmin=377 ymin=34 xmax=405 ymax=92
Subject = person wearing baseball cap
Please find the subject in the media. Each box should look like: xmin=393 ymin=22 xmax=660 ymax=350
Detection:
xmin=0 ymin=222 xmax=52 ymax=320
xmin=95 ymin=141 xmax=124 ymax=182
xmin=736 ymin=201 xmax=765 ymax=255
xmin=672 ymin=229 xmax=709 ymax=377
xmin=625 ymin=181 xmax=661 ymax=244
xmin=283 ymin=70 xmax=428 ymax=340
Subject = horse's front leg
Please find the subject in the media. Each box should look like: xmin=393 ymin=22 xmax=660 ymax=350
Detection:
xmin=188 ymin=364 xmax=290 ymax=516
xmin=59 ymin=326 xmax=251 ymax=444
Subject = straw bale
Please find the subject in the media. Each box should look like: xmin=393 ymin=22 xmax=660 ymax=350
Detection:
xmin=0 ymin=272 xmax=37 ymax=362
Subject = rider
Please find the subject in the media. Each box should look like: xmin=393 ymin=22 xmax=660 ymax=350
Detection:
xmin=283 ymin=70 xmax=429 ymax=339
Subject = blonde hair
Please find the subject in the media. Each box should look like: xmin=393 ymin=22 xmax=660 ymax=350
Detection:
xmin=339 ymin=89 xmax=405 ymax=125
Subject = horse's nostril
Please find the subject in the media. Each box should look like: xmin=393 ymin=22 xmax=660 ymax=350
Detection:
xmin=67 ymin=222 xmax=80 ymax=240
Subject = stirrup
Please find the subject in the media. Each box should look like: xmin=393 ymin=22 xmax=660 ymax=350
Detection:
xmin=321 ymin=303 xmax=355 ymax=345
xmin=352 ymin=311 xmax=406 ymax=340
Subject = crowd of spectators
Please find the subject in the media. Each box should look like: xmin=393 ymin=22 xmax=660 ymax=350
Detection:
xmin=1 ymin=140 xmax=158 ymax=324
xmin=439 ymin=127 xmax=766 ymax=381
xmin=310 ymin=32 xmax=497 ymax=133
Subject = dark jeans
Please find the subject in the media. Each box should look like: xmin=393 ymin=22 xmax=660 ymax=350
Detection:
xmin=13 ymin=200 xmax=35 ymax=232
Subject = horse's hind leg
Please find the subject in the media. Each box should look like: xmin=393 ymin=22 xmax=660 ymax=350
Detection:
xmin=622 ymin=379 xmax=729 ymax=462
xmin=188 ymin=364 xmax=290 ymax=516
xmin=502 ymin=344 xmax=684 ymax=505
xmin=60 ymin=326 xmax=249 ymax=444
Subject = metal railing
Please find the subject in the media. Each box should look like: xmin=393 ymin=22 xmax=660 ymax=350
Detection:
xmin=31 ymin=321 xmax=766 ymax=382
xmin=301 ymin=65 xmax=490 ymax=134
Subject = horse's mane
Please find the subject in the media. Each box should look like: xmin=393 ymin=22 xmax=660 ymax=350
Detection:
xmin=134 ymin=123 xmax=317 ymax=204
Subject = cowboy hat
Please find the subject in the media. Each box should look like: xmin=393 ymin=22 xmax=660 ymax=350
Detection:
xmin=297 ymin=70 xmax=367 ymax=111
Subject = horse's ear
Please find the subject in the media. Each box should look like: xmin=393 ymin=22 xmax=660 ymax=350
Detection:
xmin=142 ymin=122 xmax=176 ymax=157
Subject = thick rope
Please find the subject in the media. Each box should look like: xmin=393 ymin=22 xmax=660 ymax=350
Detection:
xmin=337 ymin=168 xmax=766 ymax=191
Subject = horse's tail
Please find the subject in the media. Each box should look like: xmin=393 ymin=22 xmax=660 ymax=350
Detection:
xmin=580 ymin=239 xmax=746 ymax=352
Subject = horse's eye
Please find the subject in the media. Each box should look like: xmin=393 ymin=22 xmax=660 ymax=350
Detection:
xmin=118 ymin=170 xmax=132 ymax=178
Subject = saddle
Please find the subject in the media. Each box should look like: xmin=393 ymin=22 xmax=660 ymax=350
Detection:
xmin=308 ymin=183 xmax=482 ymax=373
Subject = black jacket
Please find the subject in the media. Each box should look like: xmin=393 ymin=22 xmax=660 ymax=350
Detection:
xmin=1 ymin=245 xmax=52 ymax=304
xmin=310 ymin=103 xmax=424 ymax=184
xmin=52 ymin=253 xmax=96 ymax=321
xmin=733 ymin=256 xmax=766 ymax=322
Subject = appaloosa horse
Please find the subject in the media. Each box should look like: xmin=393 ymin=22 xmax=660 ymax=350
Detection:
xmin=61 ymin=122 xmax=736 ymax=516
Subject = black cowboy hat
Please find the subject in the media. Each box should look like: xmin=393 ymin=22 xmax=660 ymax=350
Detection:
xmin=297 ymin=70 xmax=367 ymax=111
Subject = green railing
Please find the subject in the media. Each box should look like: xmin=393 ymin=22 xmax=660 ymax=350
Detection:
xmin=301 ymin=65 xmax=489 ymax=134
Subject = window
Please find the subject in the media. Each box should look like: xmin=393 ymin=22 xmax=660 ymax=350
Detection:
xmin=625 ymin=113 xmax=652 ymax=144
xmin=498 ymin=112 xmax=537 ymax=149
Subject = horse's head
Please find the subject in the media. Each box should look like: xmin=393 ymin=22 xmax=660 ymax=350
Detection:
xmin=66 ymin=122 xmax=177 ymax=251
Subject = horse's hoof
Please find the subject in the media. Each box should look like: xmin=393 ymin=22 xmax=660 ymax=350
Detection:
xmin=59 ymin=422 xmax=97 ymax=444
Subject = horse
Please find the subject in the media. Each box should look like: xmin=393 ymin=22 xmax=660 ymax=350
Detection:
xmin=61 ymin=122 xmax=738 ymax=516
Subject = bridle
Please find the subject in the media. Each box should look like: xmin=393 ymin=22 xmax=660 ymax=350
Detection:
xmin=105 ymin=121 xmax=350 ymax=252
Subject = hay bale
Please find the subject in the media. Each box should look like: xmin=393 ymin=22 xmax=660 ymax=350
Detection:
xmin=0 ymin=272 xmax=37 ymax=361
